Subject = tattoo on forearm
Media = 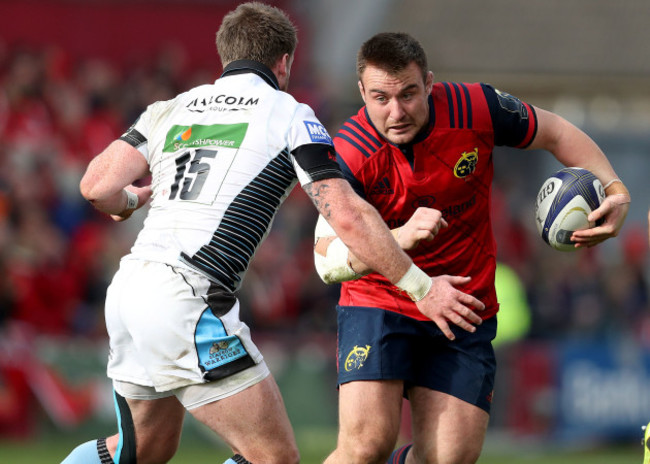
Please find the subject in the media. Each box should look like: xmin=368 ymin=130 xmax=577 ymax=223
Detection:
xmin=305 ymin=183 xmax=332 ymax=219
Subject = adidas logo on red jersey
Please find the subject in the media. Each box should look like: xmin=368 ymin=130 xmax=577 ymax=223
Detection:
xmin=370 ymin=177 xmax=394 ymax=195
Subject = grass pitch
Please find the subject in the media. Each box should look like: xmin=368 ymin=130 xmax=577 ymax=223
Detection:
xmin=0 ymin=428 xmax=642 ymax=464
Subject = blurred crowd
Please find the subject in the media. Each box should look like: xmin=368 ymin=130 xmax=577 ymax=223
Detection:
xmin=0 ymin=42 xmax=199 ymax=338
xmin=0 ymin=40 xmax=648 ymax=347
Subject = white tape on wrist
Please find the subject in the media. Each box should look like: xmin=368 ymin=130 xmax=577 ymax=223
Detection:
xmin=125 ymin=190 xmax=138 ymax=210
xmin=395 ymin=263 xmax=432 ymax=302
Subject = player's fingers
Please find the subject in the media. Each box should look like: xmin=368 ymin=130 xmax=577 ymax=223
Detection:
xmin=414 ymin=229 xmax=433 ymax=240
xmin=433 ymin=318 xmax=456 ymax=340
xmin=572 ymin=225 xmax=614 ymax=240
xmin=588 ymin=195 xmax=629 ymax=224
xmin=443 ymin=275 xmax=472 ymax=286
xmin=573 ymin=237 xmax=605 ymax=249
xmin=457 ymin=292 xmax=485 ymax=311
xmin=111 ymin=214 xmax=129 ymax=222
xmin=586 ymin=203 xmax=608 ymax=223
xmin=453 ymin=303 xmax=484 ymax=325
xmin=449 ymin=315 xmax=478 ymax=334
xmin=441 ymin=308 xmax=478 ymax=334
xmin=423 ymin=225 xmax=439 ymax=241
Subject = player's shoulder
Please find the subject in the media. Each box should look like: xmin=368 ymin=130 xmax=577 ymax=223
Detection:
xmin=334 ymin=108 xmax=386 ymax=161
xmin=430 ymin=81 xmax=495 ymax=130
xmin=431 ymin=81 xmax=489 ymax=105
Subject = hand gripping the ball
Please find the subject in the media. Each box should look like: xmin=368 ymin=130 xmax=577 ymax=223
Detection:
xmin=571 ymin=192 xmax=630 ymax=248
xmin=415 ymin=275 xmax=485 ymax=340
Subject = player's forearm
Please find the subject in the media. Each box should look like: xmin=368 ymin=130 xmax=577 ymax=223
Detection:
xmin=80 ymin=160 xmax=135 ymax=215
xmin=306 ymin=178 xmax=411 ymax=284
xmin=330 ymin=199 xmax=411 ymax=284
xmin=307 ymin=178 xmax=433 ymax=300
xmin=339 ymin=228 xmax=401 ymax=276
xmin=82 ymin=187 xmax=138 ymax=216
xmin=80 ymin=140 xmax=152 ymax=217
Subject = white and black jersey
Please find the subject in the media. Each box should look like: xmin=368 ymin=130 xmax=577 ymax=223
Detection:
xmin=120 ymin=60 xmax=343 ymax=292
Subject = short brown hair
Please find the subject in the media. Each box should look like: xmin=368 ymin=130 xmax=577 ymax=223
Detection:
xmin=357 ymin=32 xmax=428 ymax=81
xmin=216 ymin=2 xmax=298 ymax=69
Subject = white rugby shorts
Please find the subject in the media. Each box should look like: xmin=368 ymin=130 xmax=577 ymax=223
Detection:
xmin=105 ymin=259 xmax=265 ymax=394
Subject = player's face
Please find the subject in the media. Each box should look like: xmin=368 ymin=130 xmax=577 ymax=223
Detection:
xmin=359 ymin=62 xmax=433 ymax=145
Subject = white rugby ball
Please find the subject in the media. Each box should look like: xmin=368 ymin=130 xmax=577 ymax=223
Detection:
xmin=534 ymin=167 xmax=605 ymax=252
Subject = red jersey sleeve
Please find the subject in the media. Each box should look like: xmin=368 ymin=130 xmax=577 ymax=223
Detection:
xmin=481 ymin=83 xmax=538 ymax=148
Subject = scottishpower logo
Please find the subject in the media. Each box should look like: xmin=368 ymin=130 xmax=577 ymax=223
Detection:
xmin=163 ymin=123 xmax=248 ymax=152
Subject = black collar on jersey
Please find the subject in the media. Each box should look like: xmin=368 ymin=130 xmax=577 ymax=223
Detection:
xmin=220 ymin=60 xmax=279 ymax=90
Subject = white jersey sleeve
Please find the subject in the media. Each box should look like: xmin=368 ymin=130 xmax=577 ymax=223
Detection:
xmin=285 ymin=104 xmax=341 ymax=186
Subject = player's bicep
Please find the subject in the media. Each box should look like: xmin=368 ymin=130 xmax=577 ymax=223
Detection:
xmin=525 ymin=107 xmax=567 ymax=152
xmin=291 ymin=143 xmax=345 ymax=186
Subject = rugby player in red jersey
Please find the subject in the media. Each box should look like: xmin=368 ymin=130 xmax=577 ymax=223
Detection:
xmin=315 ymin=32 xmax=630 ymax=464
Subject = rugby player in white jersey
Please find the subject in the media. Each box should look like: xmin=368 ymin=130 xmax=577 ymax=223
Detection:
xmin=61 ymin=3 xmax=483 ymax=464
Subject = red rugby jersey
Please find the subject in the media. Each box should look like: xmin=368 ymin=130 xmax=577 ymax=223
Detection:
xmin=334 ymin=82 xmax=537 ymax=321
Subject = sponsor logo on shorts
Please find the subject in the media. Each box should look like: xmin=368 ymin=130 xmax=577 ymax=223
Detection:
xmin=203 ymin=338 xmax=244 ymax=367
xmin=344 ymin=345 xmax=371 ymax=372
xmin=209 ymin=340 xmax=231 ymax=353
xmin=304 ymin=121 xmax=332 ymax=144
xmin=453 ymin=147 xmax=478 ymax=178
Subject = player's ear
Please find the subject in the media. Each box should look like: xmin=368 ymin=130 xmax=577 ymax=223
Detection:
xmin=358 ymin=80 xmax=366 ymax=103
xmin=425 ymin=71 xmax=434 ymax=94
xmin=273 ymin=53 xmax=292 ymax=90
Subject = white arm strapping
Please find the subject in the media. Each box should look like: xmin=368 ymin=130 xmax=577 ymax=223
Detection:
xmin=313 ymin=215 xmax=362 ymax=284
xmin=395 ymin=263 xmax=432 ymax=302
xmin=124 ymin=189 xmax=139 ymax=210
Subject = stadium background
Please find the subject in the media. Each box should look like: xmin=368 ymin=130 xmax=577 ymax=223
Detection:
xmin=0 ymin=0 xmax=649 ymax=462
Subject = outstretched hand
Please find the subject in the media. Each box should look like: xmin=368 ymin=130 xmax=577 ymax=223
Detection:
xmin=415 ymin=275 xmax=485 ymax=340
